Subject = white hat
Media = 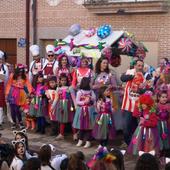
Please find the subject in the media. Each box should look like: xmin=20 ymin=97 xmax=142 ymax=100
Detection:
xmin=46 ymin=44 xmax=55 ymax=54
xmin=29 ymin=45 xmax=40 ymax=56
xmin=0 ymin=50 xmax=4 ymax=59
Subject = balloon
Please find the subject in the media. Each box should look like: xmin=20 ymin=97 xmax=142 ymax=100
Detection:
xmin=102 ymin=47 xmax=112 ymax=61
xmin=85 ymin=27 xmax=96 ymax=37
xmin=135 ymin=47 xmax=146 ymax=59
xmin=69 ymin=24 xmax=81 ymax=36
xmin=97 ymin=24 xmax=112 ymax=39
xmin=118 ymin=37 xmax=132 ymax=53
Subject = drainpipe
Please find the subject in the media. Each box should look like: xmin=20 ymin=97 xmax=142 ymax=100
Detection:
xmin=32 ymin=0 xmax=37 ymax=44
xmin=26 ymin=0 xmax=30 ymax=66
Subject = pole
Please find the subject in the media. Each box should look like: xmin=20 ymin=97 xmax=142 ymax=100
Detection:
xmin=26 ymin=0 xmax=30 ymax=66
xmin=32 ymin=0 xmax=37 ymax=44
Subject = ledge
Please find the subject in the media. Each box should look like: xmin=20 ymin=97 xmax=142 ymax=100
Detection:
xmin=83 ymin=1 xmax=169 ymax=14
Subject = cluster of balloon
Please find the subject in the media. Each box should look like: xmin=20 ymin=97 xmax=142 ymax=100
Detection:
xmin=135 ymin=47 xmax=146 ymax=59
xmin=97 ymin=24 xmax=112 ymax=39
xmin=102 ymin=47 xmax=121 ymax=67
xmin=85 ymin=27 xmax=96 ymax=37
xmin=69 ymin=24 xmax=81 ymax=36
xmin=118 ymin=37 xmax=132 ymax=53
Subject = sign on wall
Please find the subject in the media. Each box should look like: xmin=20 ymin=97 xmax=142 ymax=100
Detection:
xmin=18 ymin=38 xmax=26 ymax=48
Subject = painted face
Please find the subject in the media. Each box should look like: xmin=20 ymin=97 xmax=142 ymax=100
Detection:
xmin=61 ymin=57 xmax=68 ymax=67
xmin=49 ymin=80 xmax=56 ymax=89
xmin=47 ymin=52 xmax=55 ymax=62
xmin=135 ymin=61 xmax=144 ymax=72
xmin=141 ymin=104 xmax=148 ymax=110
xmin=81 ymin=59 xmax=88 ymax=68
xmin=159 ymin=58 xmax=167 ymax=68
xmin=15 ymin=134 xmax=22 ymax=141
xmin=159 ymin=93 xmax=168 ymax=104
xmin=60 ymin=77 xmax=67 ymax=86
xmin=17 ymin=143 xmax=25 ymax=156
xmin=33 ymin=55 xmax=40 ymax=61
xmin=104 ymin=88 xmax=110 ymax=97
xmin=100 ymin=59 xmax=108 ymax=71
xmin=37 ymin=76 xmax=43 ymax=83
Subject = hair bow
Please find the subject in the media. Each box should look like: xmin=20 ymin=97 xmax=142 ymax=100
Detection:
xmin=138 ymin=150 xmax=155 ymax=156
xmin=110 ymin=148 xmax=126 ymax=155
xmin=41 ymin=144 xmax=56 ymax=152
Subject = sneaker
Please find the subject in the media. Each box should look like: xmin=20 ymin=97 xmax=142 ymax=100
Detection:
xmin=0 ymin=125 xmax=3 ymax=130
xmin=84 ymin=141 xmax=91 ymax=148
xmin=76 ymin=140 xmax=83 ymax=147
xmin=73 ymin=133 xmax=78 ymax=141
xmin=96 ymin=144 xmax=102 ymax=151
xmin=55 ymin=134 xmax=64 ymax=140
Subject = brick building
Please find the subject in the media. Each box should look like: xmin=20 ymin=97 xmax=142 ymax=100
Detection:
xmin=0 ymin=0 xmax=169 ymax=72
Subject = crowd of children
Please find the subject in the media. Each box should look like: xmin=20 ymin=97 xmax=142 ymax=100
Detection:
xmin=0 ymin=44 xmax=169 ymax=169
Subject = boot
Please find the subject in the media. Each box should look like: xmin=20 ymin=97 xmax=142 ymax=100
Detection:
xmin=84 ymin=141 xmax=91 ymax=148
xmin=76 ymin=140 xmax=83 ymax=147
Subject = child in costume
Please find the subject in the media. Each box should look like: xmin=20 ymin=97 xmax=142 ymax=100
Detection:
xmin=10 ymin=139 xmax=28 ymax=170
xmin=20 ymin=96 xmax=36 ymax=130
xmin=5 ymin=64 xmax=33 ymax=129
xmin=155 ymin=64 xmax=170 ymax=102
xmin=156 ymin=91 xmax=170 ymax=155
xmin=92 ymin=86 xmax=116 ymax=147
xmin=30 ymin=71 xmax=48 ymax=134
xmin=73 ymin=77 xmax=96 ymax=148
xmin=56 ymin=54 xmax=73 ymax=86
xmin=13 ymin=129 xmax=32 ymax=159
xmin=72 ymin=57 xmax=94 ymax=89
xmin=127 ymin=93 xmax=160 ymax=155
xmin=55 ymin=73 xmax=76 ymax=140
xmin=45 ymin=76 xmax=58 ymax=136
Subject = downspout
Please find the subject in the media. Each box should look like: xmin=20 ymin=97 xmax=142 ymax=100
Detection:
xmin=26 ymin=0 xmax=30 ymax=66
xmin=32 ymin=0 xmax=37 ymax=44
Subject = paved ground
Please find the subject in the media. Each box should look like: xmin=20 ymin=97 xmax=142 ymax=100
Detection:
xmin=1 ymin=123 xmax=137 ymax=170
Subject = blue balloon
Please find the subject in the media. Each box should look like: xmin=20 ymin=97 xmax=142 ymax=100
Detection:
xmin=97 ymin=24 xmax=112 ymax=39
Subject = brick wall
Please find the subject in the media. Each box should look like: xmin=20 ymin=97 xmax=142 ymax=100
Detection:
xmin=0 ymin=0 xmax=26 ymax=63
xmin=0 ymin=0 xmax=169 ymax=65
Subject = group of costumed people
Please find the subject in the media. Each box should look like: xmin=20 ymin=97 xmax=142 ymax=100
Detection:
xmin=0 ymin=43 xmax=169 ymax=157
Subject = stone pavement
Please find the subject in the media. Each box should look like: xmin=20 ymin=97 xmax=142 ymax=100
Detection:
xmin=1 ymin=125 xmax=137 ymax=170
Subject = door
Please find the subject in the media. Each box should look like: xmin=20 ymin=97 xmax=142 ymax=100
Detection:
xmin=0 ymin=39 xmax=17 ymax=65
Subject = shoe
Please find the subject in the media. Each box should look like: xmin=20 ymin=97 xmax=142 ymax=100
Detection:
xmin=19 ymin=123 xmax=25 ymax=130
xmin=76 ymin=140 xmax=83 ymax=147
xmin=96 ymin=144 xmax=102 ymax=151
xmin=55 ymin=134 xmax=64 ymax=140
xmin=119 ymin=141 xmax=128 ymax=149
xmin=0 ymin=125 xmax=3 ymax=130
xmin=11 ymin=123 xmax=17 ymax=130
xmin=84 ymin=141 xmax=91 ymax=148
xmin=73 ymin=133 xmax=78 ymax=141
